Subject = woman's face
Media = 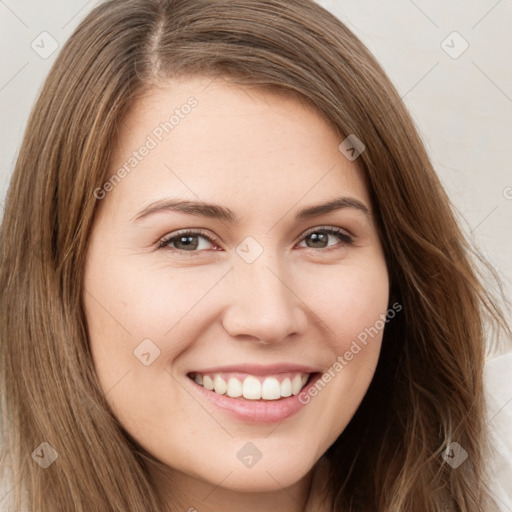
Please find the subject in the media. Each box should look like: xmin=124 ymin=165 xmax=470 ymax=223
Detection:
xmin=83 ymin=76 xmax=389 ymax=500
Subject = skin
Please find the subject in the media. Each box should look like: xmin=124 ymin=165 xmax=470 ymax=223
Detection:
xmin=83 ymin=76 xmax=389 ymax=512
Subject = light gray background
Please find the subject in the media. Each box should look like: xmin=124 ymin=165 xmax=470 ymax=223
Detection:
xmin=1 ymin=0 xmax=511 ymax=330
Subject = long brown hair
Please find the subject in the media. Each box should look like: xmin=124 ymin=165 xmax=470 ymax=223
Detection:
xmin=1 ymin=1 xmax=510 ymax=510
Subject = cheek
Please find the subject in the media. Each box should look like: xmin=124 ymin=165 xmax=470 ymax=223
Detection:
xmin=83 ymin=254 xmax=233 ymax=432
xmin=84 ymin=256 xmax=226 ymax=354
xmin=82 ymin=257 xmax=203 ymax=440
xmin=299 ymin=254 xmax=390 ymax=350
xmin=294 ymin=254 xmax=389 ymax=441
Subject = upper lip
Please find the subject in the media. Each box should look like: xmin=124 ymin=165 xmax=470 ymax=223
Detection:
xmin=188 ymin=363 xmax=321 ymax=375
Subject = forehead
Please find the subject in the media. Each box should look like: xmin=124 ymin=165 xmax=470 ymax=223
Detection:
xmin=104 ymin=76 xmax=371 ymax=218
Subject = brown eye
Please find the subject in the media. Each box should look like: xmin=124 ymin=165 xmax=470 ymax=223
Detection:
xmin=298 ymin=228 xmax=353 ymax=249
xmin=159 ymin=230 xmax=217 ymax=252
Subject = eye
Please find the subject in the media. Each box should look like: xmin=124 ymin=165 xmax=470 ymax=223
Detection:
xmin=157 ymin=226 xmax=354 ymax=254
xmin=158 ymin=229 xmax=219 ymax=252
xmin=296 ymin=226 xmax=354 ymax=249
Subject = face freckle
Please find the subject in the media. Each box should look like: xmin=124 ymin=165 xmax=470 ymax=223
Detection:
xmin=82 ymin=75 xmax=389 ymax=501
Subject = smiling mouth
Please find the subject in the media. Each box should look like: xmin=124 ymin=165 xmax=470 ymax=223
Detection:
xmin=187 ymin=371 xmax=314 ymax=400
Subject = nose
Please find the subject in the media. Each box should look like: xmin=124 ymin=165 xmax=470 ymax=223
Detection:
xmin=221 ymin=252 xmax=308 ymax=345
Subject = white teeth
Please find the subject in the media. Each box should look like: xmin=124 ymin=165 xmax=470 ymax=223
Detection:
xmin=193 ymin=372 xmax=311 ymax=400
xmin=213 ymin=375 xmax=227 ymax=395
xmin=261 ymin=377 xmax=281 ymax=400
xmin=280 ymin=377 xmax=292 ymax=397
xmin=243 ymin=376 xmax=261 ymax=400
xmin=203 ymin=375 xmax=214 ymax=390
xmin=291 ymin=374 xmax=302 ymax=395
xmin=227 ymin=377 xmax=243 ymax=398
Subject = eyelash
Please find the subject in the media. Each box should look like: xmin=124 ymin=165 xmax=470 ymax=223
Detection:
xmin=157 ymin=226 xmax=354 ymax=254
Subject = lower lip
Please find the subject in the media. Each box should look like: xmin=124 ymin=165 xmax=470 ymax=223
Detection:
xmin=187 ymin=373 xmax=322 ymax=424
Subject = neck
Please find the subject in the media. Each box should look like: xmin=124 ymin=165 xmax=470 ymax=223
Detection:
xmin=150 ymin=464 xmax=317 ymax=512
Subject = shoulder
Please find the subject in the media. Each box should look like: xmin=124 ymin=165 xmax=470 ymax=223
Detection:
xmin=483 ymin=350 xmax=512 ymax=511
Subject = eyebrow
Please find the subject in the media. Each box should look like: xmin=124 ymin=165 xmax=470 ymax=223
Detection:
xmin=132 ymin=196 xmax=371 ymax=224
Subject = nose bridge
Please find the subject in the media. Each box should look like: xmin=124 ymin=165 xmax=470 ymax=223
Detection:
xmin=223 ymin=247 xmax=306 ymax=343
